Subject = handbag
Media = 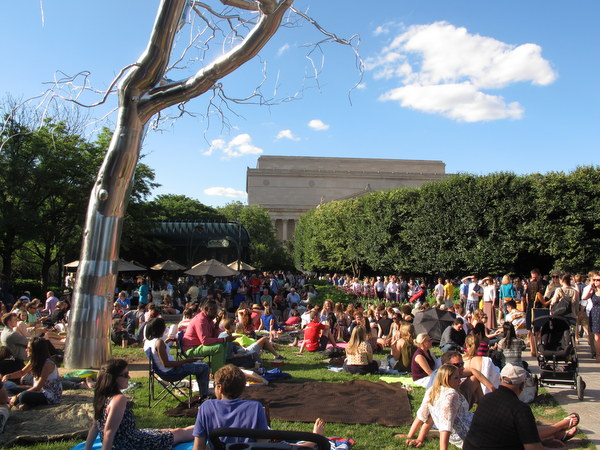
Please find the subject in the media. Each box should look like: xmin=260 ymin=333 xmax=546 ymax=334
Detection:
xmin=550 ymin=288 xmax=572 ymax=316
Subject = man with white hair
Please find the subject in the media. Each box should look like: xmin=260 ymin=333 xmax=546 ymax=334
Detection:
xmin=464 ymin=364 xmax=580 ymax=449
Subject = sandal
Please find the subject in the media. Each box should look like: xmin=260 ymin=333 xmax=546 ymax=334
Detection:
xmin=564 ymin=412 xmax=580 ymax=429
xmin=562 ymin=427 xmax=578 ymax=442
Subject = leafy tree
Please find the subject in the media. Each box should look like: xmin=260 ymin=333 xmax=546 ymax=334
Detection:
xmin=149 ymin=194 xmax=225 ymax=222
xmin=218 ymin=201 xmax=287 ymax=270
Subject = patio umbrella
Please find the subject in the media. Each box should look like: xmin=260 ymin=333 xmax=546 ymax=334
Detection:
xmin=227 ymin=260 xmax=256 ymax=271
xmin=151 ymin=259 xmax=187 ymax=271
xmin=63 ymin=259 xmax=146 ymax=272
xmin=185 ymin=259 xmax=239 ymax=277
xmin=413 ymin=308 xmax=457 ymax=345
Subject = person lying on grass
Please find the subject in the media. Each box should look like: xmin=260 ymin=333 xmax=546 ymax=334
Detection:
xmin=219 ymin=319 xmax=284 ymax=360
xmin=193 ymin=364 xmax=326 ymax=450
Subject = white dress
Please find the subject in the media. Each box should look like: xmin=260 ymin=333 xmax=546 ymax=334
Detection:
xmin=416 ymin=385 xmax=472 ymax=448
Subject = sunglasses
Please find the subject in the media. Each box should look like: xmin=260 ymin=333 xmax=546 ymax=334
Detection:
xmin=593 ymin=279 xmax=600 ymax=282
xmin=453 ymin=362 xmax=464 ymax=368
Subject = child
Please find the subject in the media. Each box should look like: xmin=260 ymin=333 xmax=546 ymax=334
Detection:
xmin=220 ymin=319 xmax=284 ymax=360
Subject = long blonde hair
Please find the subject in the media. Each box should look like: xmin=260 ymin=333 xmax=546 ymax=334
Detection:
xmin=429 ymin=364 xmax=459 ymax=405
xmin=399 ymin=323 xmax=416 ymax=346
xmin=464 ymin=334 xmax=480 ymax=359
xmin=346 ymin=325 xmax=367 ymax=355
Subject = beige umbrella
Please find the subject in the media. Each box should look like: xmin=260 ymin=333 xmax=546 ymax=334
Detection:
xmin=227 ymin=260 xmax=256 ymax=271
xmin=63 ymin=259 xmax=146 ymax=272
xmin=151 ymin=259 xmax=187 ymax=271
xmin=185 ymin=259 xmax=239 ymax=277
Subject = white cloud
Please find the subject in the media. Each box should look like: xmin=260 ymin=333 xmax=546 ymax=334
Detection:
xmin=368 ymin=21 xmax=557 ymax=122
xmin=277 ymin=43 xmax=290 ymax=56
xmin=355 ymin=83 xmax=367 ymax=89
xmin=202 ymin=133 xmax=263 ymax=158
xmin=275 ymin=129 xmax=300 ymax=141
xmin=379 ymin=83 xmax=523 ymax=122
xmin=203 ymin=187 xmax=248 ymax=199
xmin=307 ymin=119 xmax=330 ymax=131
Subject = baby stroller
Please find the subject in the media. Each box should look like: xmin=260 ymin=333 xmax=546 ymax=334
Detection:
xmin=535 ymin=316 xmax=585 ymax=400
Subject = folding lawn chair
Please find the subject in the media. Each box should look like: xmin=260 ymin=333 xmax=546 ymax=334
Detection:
xmin=145 ymin=348 xmax=193 ymax=408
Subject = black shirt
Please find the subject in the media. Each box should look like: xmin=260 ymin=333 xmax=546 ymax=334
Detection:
xmin=463 ymin=385 xmax=540 ymax=450
xmin=378 ymin=317 xmax=393 ymax=336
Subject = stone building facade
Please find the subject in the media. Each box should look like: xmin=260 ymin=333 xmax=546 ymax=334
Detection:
xmin=247 ymin=155 xmax=447 ymax=240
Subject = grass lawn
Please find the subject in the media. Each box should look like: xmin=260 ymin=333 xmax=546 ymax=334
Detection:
xmin=9 ymin=341 xmax=594 ymax=449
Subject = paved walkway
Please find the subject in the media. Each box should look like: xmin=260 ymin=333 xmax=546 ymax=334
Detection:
xmin=523 ymin=341 xmax=599 ymax=448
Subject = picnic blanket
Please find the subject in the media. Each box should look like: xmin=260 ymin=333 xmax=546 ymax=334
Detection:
xmin=0 ymin=390 xmax=94 ymax=448
xmin=165 ymin=380 xmax=411 ymax=427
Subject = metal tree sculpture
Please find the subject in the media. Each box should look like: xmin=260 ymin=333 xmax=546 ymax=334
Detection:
xmin=65 ymin=0 xmax=294 ymax=368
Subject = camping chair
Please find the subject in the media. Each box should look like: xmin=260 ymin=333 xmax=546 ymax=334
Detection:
xmin=145 ymin=348 xmax=193 ymax=408
xmin=176 ymin=330 xmax=212 ymax=369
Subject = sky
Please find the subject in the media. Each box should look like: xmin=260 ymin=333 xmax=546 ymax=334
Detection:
xmin=1 ymin=1 xmax=599 ymax=207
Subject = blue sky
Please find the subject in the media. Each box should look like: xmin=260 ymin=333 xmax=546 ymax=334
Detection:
xmin=1 ymin=1 xmax=598 ymax=207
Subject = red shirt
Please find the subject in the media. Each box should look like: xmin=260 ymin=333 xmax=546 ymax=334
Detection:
xmin=303 ymin=321 xmax=326 ymax=351
xmin=250 ymin=277 xmax=262 ymax=294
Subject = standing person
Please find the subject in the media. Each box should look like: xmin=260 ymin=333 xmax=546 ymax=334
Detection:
xmin=42 ymin=291 xmax=59 ymax=315
xmin=464 ymin=364 xmax=580 ymax=449
xmin=481 ymin=277 xmax=497 ymax=330
xmin=286 ymin=288 xmax=300 ymax=308
xmin=499 ymin=275 xmax=516 ymax=317
xmin=374 ymin=277 xmax=386 ymax=300
xmin=524 ymin=268 xmax=547 ymax=357
xmin=136 ymin=276 xmax=150 ymax=308
xmin=84 ymin=359 xmax=193 ymax=449
xmin=386 ymin=276 xmax=399 ymax=302
xmin=434 ymin=278 xmax=445 ymax=307
xmin=466 ymin=276 xmax=483 ymax=315
xmin=2 ymin=337 xmax=62 ymax=410
xmin=182 ymin=300 xmax=235 ymax=374
xmin=398 ymin=276 xmax=409 ymax=303
xmin=582 ymin=271 xmax=600 ymax=362
xmin=459 ymin=276 xmax=471 ymax=308
xmin=443 ymin=279 xmax=455 ymax=309
xmin=549 ymin=274 xmax=579 ymax=325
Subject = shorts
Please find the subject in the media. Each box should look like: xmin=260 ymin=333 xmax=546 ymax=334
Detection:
xmin=246 ymin=342 xmax=261 ymax=353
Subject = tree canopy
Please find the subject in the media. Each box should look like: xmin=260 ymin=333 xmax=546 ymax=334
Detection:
xmin=293 ymin=168 xmax=600 ymax=277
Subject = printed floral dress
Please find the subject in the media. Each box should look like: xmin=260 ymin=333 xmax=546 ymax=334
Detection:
xmin=97 ymin=398 xmax=174 ymax=449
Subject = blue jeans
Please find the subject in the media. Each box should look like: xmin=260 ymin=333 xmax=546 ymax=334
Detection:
xmin=163 ymin=362 xmax=210 ymax=397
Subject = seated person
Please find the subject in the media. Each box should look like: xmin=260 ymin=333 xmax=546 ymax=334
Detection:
xmin=144 ymin=318 xmax=210 ymax=400
xmin=122 ymin=303 xmax=146 ymax=338
xmin=2 ymin=337 xmax=62 ymax=410
xmin=111 ymin=319 xmax=138 ymax=347
xmin=397 ymin=364 xmax=473 ymax=448
xmin=193 ymin=364 xmax=269 ymax=449
xmin=177 ymin=308 xmax=195 ymax=333
xmin=1 ymin=313 xmax=29 ymax=362
xmin=505 ymin=300 xmax=528 ymax=336
xmin=439 ymin=318 xmax=466 ymax=352
xmin=182 ymin=300 xmax=235 ymax=374
xmin=497 ymin=321 xmax=526 ymax=368
xmin=390 ymin=322 xmax=416 ymax=372
xmin=159 ymin=294 xmax=180 ymax=315
xmin=464 ymin=364 xmax=580 ymax=449
xmin=85 ymin=359 xmax=193 ymax=449
xmin=411 ymin=333 xmax=436 ymax=386
xmin=462 ymin=335 xmax=501 ymax=396
xmin=0 ymin=381 xmax=8 ymax=433
xmin=343 ymin=326 xmax=379 ymax=375
xmin=258 ymin=304 xmax=283 ymax=339
xmin=440 ymin=350 xmax=496 ymax=408
xmin=297 ymin=311 xmax=337 ymax=353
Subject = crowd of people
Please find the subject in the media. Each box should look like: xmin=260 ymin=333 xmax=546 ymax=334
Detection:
xmin=0 ymin=267 xmax=597 ymax=448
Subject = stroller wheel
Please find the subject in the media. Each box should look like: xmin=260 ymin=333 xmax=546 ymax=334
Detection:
xmin=576 ymin=375 xmax=585 ymax=401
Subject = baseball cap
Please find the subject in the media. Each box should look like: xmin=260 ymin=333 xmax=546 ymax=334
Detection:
xmin=500 ymin=363 xmax=529 ymax=385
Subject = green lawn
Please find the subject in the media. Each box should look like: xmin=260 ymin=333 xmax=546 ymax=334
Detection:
xmin=9 ymin=342 xmax=594 ymax=449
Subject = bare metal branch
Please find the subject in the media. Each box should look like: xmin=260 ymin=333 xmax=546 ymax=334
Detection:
xmin=219 ymin=0 xmax=260 ymax=12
